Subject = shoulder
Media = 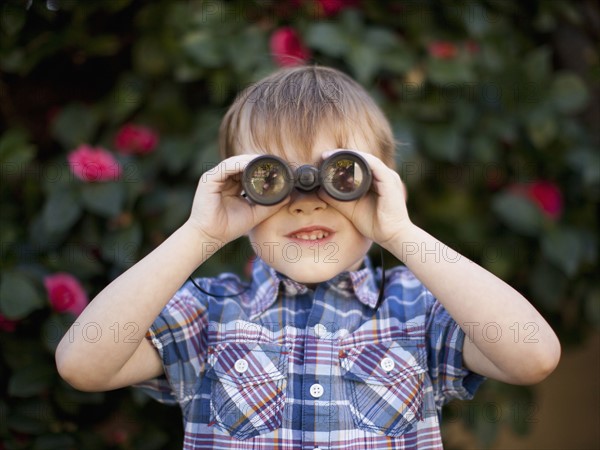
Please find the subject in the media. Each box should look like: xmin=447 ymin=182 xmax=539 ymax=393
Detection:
xmin=383 ymin=265 xmax=431 ymax=298
xmin=162 ymin=271 xmax=248 ymax=317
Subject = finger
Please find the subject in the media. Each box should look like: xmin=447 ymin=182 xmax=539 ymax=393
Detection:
xmin=321 ymin=148 xmax=396 ymax=184
xmin=201 ymin=154 xmax=261 ymax=186
xmin=321 ymin=148 xmax=405 ymax=201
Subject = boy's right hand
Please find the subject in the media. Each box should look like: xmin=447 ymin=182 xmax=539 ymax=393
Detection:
xmin=187 ymin=154 xmax=289 ymax=245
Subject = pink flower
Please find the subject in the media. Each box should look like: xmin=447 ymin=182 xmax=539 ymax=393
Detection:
xmin=527 ymin=181 xmax=563 ymax=220
xmin=270 ymin=27 xmax=311 ymax=67
xmin=510 ymin=180 xmax=563 ymax=220
xmin=44 ymin=273 xmax=89 ymax=316
xmin=68 ymin=145 xmax=122 ymax=182
xmin=0 ymin=314 xmax=18 ymax=332
xmin=316 ymin=0 xmax=359 ymax=16
xmin=428 ymin=41 xmax=458 ymax=59
xmin=114 ymin=124 xmax=159 ymax=155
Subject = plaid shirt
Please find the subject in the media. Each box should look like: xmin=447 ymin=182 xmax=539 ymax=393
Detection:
xmin=137 ymin=257 xmax=485 ymax=449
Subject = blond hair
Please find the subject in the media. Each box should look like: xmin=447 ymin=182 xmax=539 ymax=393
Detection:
xmin=219 ymin=66 xmax=396 ymax=168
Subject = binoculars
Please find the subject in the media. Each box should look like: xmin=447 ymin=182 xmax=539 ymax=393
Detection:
xmin=242 ymin=151 xmax=372 ymax=205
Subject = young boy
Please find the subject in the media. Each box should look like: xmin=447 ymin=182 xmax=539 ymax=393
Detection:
xmin=56 ymin=66 xmax=561 ymax=449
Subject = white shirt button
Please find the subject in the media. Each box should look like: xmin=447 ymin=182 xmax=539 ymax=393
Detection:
xmin=380 ymin=357 xmax=395 ymax=372
xmin=234 ymin=359 xmax=248 ymax=373
xmin=314 ymin=323 xmax=327 ymax=338
xmin=309 ymin=383 xmax=324 ymax=398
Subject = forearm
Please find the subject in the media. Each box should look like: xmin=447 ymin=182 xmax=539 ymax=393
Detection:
xmin=385 ymin=224 xmax=560 ymax=383
xmin=55 ymin=220 xmax=218 ymax=383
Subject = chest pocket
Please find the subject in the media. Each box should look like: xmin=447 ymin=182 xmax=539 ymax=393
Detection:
xmin=340 ymin=340 xmax=426 ymax=437
xmin=205 ymin=342 xmax=288 ymax=440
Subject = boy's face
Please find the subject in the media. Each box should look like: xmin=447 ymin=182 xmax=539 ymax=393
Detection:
xmin=243 ymin=133 xmax=375 ymax=285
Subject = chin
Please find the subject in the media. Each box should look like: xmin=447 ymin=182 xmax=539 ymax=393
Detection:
xmin=277 ymin=261 xmax=343 ymax=285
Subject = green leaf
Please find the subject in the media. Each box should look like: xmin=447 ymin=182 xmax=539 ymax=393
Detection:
xmin=80 ymin=182 xmax=125 ymax=217
xmin=523 ymin=46 xmax=552 ymax=83
xmin=305 ymin=22 xmax=348 ymax=57
xmin=0 ymin=128 xmax=36 ymax=169
xmin=51 ymin=103 xmax=100 ymax=149
xmin=106 ymin=74 xmax=146 ymax=125
xmin=584 ymin=289 xmax=600 ymax=328
xmin=0 ymin=271 xmax=45 ymax=320
xmin=566 ymin=147 xmax=600 ymax=187
xmin=420 ymin=125 xmax=464 ymax=163
xmin=491 ymin=193 xmax=543 ymax=236
xmin=42 ymin=188 xmax=82 ymax=235
xmin=0 ymin=4 xmax=26 ymax=36
xmin=550 ymin=72 xmax=589 ymax=114
xmin=347 ymin=43 xmax=379 ymax=84
xmin=379 ymin=47 xmax=413 ymax=74
xmin=8 ymin=364 xmax=55 ymax=397
xmin=427 ymin=58 xmax=475 ymax=85
xmin=529 ymin=260 xmax=566 ymax=312
xmin=182 ymin=31 xmax=225 ymax=67
xmin=1 ymin=335 xmax=48 ymax=369
xmin=541 ymin=227 xmax=584 ymax=277
xmin=526 ymin=110 xmax=557 ymax=149
xmin=159 ymin=137 xmax=196 ymax=175
xmin=134 ymin=37 xmax=170 ymax=76
xmin=33 ymin=434 xmax=77 ymax=450
xmin=7 ymin=399 xmax=53 ymax=434
xmin=42 ymin=314 xmax=75 ymax=353
xmin=101 ymin=222 xmax=142 ymax=268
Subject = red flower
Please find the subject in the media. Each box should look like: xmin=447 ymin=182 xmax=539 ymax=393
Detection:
xmin=114 ymin=124 xmax=159 ymax=155
xmin=316 ymin=0 xmax=359 ymax=16
xmin=68 ymin=145 xmax=122 ymax=182
xmin=510 ymin=180 xmax=563 ymax=220
xmin=0 ymin=314 xmax=18 ymax=332
xmin=270 ymin=27 xmax=311 ymax=67
xmin=428 ymin=41 xmax=458 ymax=59
xmin=527 ymin=180 xmax=563 ymax=220
xmin=44 ymin=273 xmax=89 ymax=316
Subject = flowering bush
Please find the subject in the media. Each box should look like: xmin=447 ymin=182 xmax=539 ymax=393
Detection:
xmin=0 ymin=1 xmax=598 ymax=449
xmin=114 ymin=124 xmax=159 ymax=155
xmin=67 ymin=145 xmax=122 ymax=182
xmin=44 ymin=273 xmax=89 ymax=317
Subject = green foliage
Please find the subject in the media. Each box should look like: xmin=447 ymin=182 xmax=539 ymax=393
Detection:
xmin=1 ymin=0 xmax=598 ymax=448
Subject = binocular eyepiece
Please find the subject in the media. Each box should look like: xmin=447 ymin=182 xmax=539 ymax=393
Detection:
xmin=242 ymin=151 xmax=372 ymax=205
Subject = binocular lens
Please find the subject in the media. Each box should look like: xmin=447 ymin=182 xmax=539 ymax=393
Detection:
xmin=244 ymin=157 xmax=293 ymax=205
xmin=242 ymin=152 xmax=371 ymax=205
xmin=321 ymin=153 xmax=371 ymax=201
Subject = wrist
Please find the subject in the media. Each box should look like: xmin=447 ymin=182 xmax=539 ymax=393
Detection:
xmin=381 ymin=222 xmax=423 ymax=261
xmin=181 ymin=220 xmax=226 ymax=261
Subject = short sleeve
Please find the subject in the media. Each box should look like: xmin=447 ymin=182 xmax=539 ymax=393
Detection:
xmin=424 ymin=291 xmax=486 ymax=407
xmin=134 ymin=286 xmax=209 ymax=406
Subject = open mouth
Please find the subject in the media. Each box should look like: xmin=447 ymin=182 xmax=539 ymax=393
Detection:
xmin=286 ymin=226 xmax=334 ymax=242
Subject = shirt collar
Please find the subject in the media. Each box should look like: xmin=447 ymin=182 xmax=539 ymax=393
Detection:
xmin=245 ymin=256 xmax=381 ymax=319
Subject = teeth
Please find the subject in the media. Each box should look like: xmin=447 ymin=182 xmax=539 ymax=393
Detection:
xmin=292 ymin=231 xmax=329 ymax=240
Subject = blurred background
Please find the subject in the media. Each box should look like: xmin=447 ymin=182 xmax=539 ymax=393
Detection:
xmin=0 ymin=0 xmax=598 ymax=449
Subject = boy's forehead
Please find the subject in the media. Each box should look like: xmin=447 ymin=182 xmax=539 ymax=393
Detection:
xmin=242 ymin=132 xmax=377 ymax=165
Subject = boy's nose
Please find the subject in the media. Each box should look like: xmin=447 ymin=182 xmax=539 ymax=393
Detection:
xmin=287 ymin=190 xmax=327 ymax=215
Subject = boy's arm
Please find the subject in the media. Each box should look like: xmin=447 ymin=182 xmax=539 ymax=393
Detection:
xmin=55 ymin=222 xmax=213 ymax=391
xmin=321 ymin=149 xmax=561 ymax=385
xmin=55 ymin=155 xmax=287 ymax=392
xmin=386 ymin=224 xmax=561 ymax=385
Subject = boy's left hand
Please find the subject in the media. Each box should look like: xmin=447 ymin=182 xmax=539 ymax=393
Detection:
xmin=320 ymin=150 xmax=412 ymax=250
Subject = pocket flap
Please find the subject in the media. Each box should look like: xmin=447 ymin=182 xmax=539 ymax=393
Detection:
xmin=340 ymin=340 xmax=426 ymax=385
xmin=205 ymin=342 xmax=288 ymax=387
